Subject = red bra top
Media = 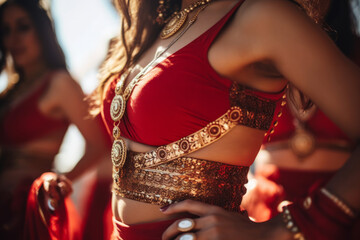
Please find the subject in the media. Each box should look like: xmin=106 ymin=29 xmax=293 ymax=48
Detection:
xmin=0 ymin=72 xmax=69 ymax=146
xmin=102 ymin=1 xmax=285 ymax=146
xmin=267 ymin=104 xmax=350 ymax=143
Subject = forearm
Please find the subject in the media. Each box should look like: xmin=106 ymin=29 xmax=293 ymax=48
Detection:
xmin=268 ymin=214 xmax=294 ymax=240
xmin=324 ymin=143 xmax=360 ymax=212
xmin=64 ymin=145 xmax=109 ymax=182
xmin=281 ymin=144 xmax=360 ymax=240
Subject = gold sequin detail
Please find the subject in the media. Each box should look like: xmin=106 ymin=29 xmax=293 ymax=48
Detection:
xmin=113 ymin=151 xmax=249 ymax=212
xmin=229 ymin=82 xmax=278 ymax=130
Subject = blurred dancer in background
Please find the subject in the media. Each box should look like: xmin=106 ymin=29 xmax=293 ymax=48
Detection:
xmin=0 ymin=0 xmax=110 ymax=239
xmin=242 ymin=0 xmax=360 ymax=227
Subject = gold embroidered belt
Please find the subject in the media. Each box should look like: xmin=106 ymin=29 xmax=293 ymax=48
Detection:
xmin=113 ymin=151 xmax=249 ymax=212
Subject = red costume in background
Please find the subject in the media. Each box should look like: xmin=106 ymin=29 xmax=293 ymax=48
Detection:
xmin=0 ymin=73 xmax=69 ymax=145
xmin=250 ymin=103 xmax=359 ymax=239
xmin=252 ymin=104 xmax=351 ymax=221
xmin=0 ymin=73 xmax=69 ymax=239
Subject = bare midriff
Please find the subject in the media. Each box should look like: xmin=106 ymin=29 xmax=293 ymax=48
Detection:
xmin=0 ymin=130 xmax=65 ymax=194
xmin=112 ymin=125 xmax=265 ymax=225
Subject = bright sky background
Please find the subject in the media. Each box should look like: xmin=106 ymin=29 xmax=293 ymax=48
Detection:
xmin=50 ymin=0 xmax=119 ymax=172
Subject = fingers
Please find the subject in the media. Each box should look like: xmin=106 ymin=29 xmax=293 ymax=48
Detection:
xmin=42 ymin=174 xmax=73 ymax=212
xmin=162 ymin=215 xmax=221 ymax=240
xmin=43 ymin=175 xmax=61 ymax=200
xmin=161 ymin=200 xmax=224 ymax=216
xmin=57 ymin=174 xmax=73 ymax=196
xmin=43 ymin=174 xmax=73 ymax=199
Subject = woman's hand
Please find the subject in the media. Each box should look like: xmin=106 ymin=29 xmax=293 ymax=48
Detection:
xmin=42 ymin=174 xmax=72 ymax=211
xmin=161 ymin=200 xmax=288 ymax=240
xmin=161 ymin=200 xmax=292 ymax=240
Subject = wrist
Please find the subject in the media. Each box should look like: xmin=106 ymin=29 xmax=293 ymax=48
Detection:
xmin=262 ymin=213 xmax=294 ymax=240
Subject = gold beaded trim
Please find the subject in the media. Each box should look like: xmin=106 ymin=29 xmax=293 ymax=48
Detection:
xmin=282 ymin=206 xmax=306 ymax=240
xmin=320 ymin=188 xmax=357 ymax=218
xmin=112 ymin=185 xmax=176 ymax=206
xmin=133 ymin=107 xmax=243 ymax=168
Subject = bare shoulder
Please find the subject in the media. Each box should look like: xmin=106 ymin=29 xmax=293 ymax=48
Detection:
xmin=44 ymin=69 xmax=84 ymax=106
xmin=211 ymin=0 xmax=314 ymax=85
xmin=226 ymin=0 xmax=333 ymax=64
xmin=230 ymin=0 xmax=318 ymax=47
xmin=236 ymin=0 xmax=309 ymax=25
xmin=48 ymin=70 xmax=80 ymax=91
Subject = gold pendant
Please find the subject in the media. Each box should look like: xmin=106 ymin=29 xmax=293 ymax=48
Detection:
xmin=112 ymin=125 xmax=121 ymax=139
xmin=111 ymin=138 xmax=127 ymax=168
xmin=110 ymin=95 xmax=126 ymax=122
xmin=160 ymin=11 xmax=188 ymax=39
xmin=290 ymin=128 xmax=316 ymax=158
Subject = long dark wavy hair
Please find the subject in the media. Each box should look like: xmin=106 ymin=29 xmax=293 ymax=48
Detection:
xmin=323 ymin=0 xmax=359 ymax=58
xmin=0 ymin=0 xmax=67 ymax=99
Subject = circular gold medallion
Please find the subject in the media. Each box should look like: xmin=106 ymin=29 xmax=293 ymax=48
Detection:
xmin=208 ymin=124 xmax=221 ymax=137
xmin=290 ymin=129 xmax=315 ymax=158
xmin=111 ymin=138 xmax=127 ymax=168
xmin=160 ymin=11 xmax=188 ymax=39
xmin=110 ymin=95 xmax=126 ymax=122
xmin=230 ymin=108 xmax=241 ymax=122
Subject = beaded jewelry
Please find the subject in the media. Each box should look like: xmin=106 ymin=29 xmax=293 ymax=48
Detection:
xmin=160 ymin=0 xmax=212 ymax=39
xmin=110 ymin=1 xmax=213 ymax=171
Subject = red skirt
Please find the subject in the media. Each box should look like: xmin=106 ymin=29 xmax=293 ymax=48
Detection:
xmin=81 ymin=178 xmax=113 ymax=240
xmin=249 ymin=165 xmax=335 ymax=221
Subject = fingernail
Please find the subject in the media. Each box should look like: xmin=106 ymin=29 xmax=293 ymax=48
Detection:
xmin=160 ymin=205 xmax=170 ymax=212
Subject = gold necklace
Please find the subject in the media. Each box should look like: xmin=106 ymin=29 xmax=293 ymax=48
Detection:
xmin=160 ymin=0 xmax=212 ymax=39
xmin=110 ymin=3 xmax=211 ymax=170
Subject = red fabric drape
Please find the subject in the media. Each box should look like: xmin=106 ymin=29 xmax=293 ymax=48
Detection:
xmin=81 ymin=178 xmax=113 ymax=240
xmin=24 ymin=172 xmax=81 ymax=240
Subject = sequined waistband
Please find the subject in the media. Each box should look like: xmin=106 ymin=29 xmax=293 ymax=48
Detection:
xmin=113 ymin=151 xmax=249 ymax=212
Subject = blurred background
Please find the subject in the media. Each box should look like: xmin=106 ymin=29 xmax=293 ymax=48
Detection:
xmin=0 ymin=0 xmax=119 ymax=217
xmin=47 ymin=0 xmax=119 ymax=173
xmin=0 ymin=0 xmax=119 ymax=174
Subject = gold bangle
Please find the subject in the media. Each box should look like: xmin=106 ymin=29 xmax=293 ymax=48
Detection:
xmin=320 ymin=188 xmax=357 ymax=218
xmin=282 ymin=206 xmax=306 ymax=240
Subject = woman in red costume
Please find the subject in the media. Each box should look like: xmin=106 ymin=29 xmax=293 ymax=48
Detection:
xmin=0 ymin=0 xmax=110 ymax=239
xmin=241 ymin=0 xmax=360 ymax=230
xmin=43 ymin=0 xmax=360 ymax=239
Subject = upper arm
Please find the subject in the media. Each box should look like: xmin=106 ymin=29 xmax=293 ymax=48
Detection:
xmin=241 ymin=0 xmax=360 ymax=139
xmin=47 ymin=71 xmax=109 ymax=151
